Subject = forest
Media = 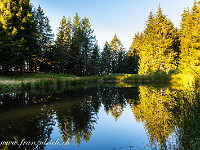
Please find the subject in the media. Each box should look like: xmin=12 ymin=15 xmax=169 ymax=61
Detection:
xmin=0 ymin=0 xmax=199 ymax=76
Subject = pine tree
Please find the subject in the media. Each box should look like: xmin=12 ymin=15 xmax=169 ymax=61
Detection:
xmin=0 ymin=0 xmax=38 ymax=74
xmin=116 ymin=50 xmax=126 ymax=73
xmin=179 ymin=1 xmax=200 ymax=74
xmin=101 ymin=41 xmax=112 ymax=74
xmin=0 ymin=1 xmax=11 ymax=74
xmin=130 ymin=32 xmax=144 ymax=74
xmin=135 ymin=5 xmax=179 ymax=75
xmin=109 ymin=34 xmax=124 ymax=73
xmin=70 ymin=13 xmax=83 ymax=75
xmin=126 ymin=48 xmax=139 ymax=74
xmin=55 ymin=16 xmax=71 ymax=74
xmin=34 ymin=5 xmax=54 ymax=72
xmin=81 ymin=17 xmax=96 ymax=76
xmin=89 ymin=44 xmax=100 ymax=75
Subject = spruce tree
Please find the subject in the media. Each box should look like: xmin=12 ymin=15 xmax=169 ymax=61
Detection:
xmin=135 ymin=5 xmax=179 ymax=75
xmin=89 ymin=44 xmax=100 ymax=75
xmin=179 ymin=1 xmax=200 ymax=74
xmin=109 ymin=34 xmax=124 ymax=73
xmin=34 ymin=5 xmax=54 ymax=72
xmin=0 ymin=0 xmax=39 ymax=74
xmin=81 ymin=17 xmax=96 ymax=76
xmin=0 ymin=1 xmax=11 ymax=74
xmin=55 ymin=16 xmax=71 ymax=73
xmin=101 ymin=41 xmax=112 ymax=74
xmin=131 ymin=32 xmax=144 ymax=74
xmin=152 ymin=5 xmax=178 ymax=74
xmin=116 ymin=50 xmax=126 ymax=73
xmin=126 ymin=48 xmax=139 ymax=74
xmin=70 ymin=13 xmax=82 ymax=75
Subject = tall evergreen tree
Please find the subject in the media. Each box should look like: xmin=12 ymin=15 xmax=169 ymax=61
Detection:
xmin=0 ymin=2 xmax=11 ymax=74
xmin=34 ymin=5 xmax=54 ymax=72
xmin=89 ymin=44 xmax=100 ymax=75
xmin=0 ymin=0 xmax=38 ymax=74
xmin=81 ymin=17 xmax=96 ymax=76
xmin=135 ymin=5 xmax=179 ymax=75
xmin=54 ymin=13 xmax=97 ymax=76
xmin=101 ymin=41 xmax=112 ymax=74
xmin=109 ymin=34 xmax=124 ymax=73
xmin=179 ymin=1 xmax=200 ymax=74
xmin=116 ymin=49 xmax=126 ymax=73
xmin=130 ymin=32 xmax=144 ymax=74
xmin=55 ymin=16 xmax=71 ymax=73
xmin=70 ymin=13 xmax=83 ymax=75
xmin=126 ymin=48 xmax=139 ymax=74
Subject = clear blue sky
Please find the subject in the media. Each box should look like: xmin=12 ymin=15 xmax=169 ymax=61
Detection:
xmin=30 ymin=0 xmax=194 ymax=50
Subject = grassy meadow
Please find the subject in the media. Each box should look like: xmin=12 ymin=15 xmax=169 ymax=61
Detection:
xmin=0 ymin=72 xmax=199 ymax=93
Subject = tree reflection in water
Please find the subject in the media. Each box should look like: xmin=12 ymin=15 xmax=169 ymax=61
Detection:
xmin=0 ymin=85 xmax=199 ymax=149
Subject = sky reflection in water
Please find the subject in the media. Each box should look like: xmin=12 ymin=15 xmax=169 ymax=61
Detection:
xmin=0 ymin=85 xmax=199 ymax=150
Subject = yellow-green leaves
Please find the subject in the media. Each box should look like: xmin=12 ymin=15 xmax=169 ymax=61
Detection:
xmin=11 ymin=27 xmax=17 ymax=35
xmin=132 ymin=6 xmax=179 ymax=75
xmin=179 ymin=1 xmax=200 ymax=74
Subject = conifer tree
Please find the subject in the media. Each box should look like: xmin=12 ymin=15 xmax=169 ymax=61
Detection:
xmin=0 ymin=0 xmax=38 ymax=74
xmin=55 ymin=16 xmax=71 ymax=73
xmin=70 ymin=13 xmax=96 ymax=76
xmin=135 ymin=5 xmax=179 ymax=75
xmin=152 ymin=5 xmax=178 ymax=74
xmin=116 ymin=50 xmax=126 ymax=73
xmin=126 ymin=48 xmax=139 ymax=74
xmin=70 ymin=13 xmax=83 ymax=75
xmin=0 ymin=2 xmax=11 ymax=74
xmin=130 ymin=32 xmax=144 ymax=74
xmin=89 ymin=44 xmax=100 ymax=75
xmin=34 ymin=5 xmax=54 ymax=72
xmin=179 ymin=1 xmax=200 ymax=74
xmin=80 ymin=17 xmax=95 ymax=76
xmin=109 ymin=34 xmax=124 ymax=73
xmin=101 ymin=41 xmax=112 ymax=74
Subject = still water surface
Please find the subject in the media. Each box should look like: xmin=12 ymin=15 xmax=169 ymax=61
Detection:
xmin=0 ymin=84 xmax=199 ymax=149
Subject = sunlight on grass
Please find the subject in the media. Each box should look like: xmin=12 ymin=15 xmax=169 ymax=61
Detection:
xmin=171 ymin=74 xmax=199 ymax=91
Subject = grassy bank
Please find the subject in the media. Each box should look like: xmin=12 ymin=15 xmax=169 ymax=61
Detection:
xmin=170 ymin=73 xmax=200 ymax=91
xmin=0 ymin=73 xmax=199 ymax=93
xmin=0 ymin=73 xmax=76 ymax=92
xmin=0 ymin=73 xmax=116 ymax=93
xmin=115 ymin=73 xmax=171 ymax=83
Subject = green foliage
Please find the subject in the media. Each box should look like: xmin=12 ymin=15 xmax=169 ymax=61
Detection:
xmin=88 ymin=44 xmax=100 ymax=75
xmin=126 ymin=48 xmax=139 ymax=74
xmin=0 ymin=0 xmax=39 ymax=74
xmin=33 ymin=5 xmax=54 ymax=72
xmin=131 ymin=6 xmax=179 ymax=75
xmin=54 ymin=13 xmax=97 ymax=76
xmin=123 ymin=73 xmax=171 ymax=83
xmin=100 ymin=35 xmax=130 ymax=75
xmin=0 ymin=1 xmax=199 ymax=78
xmin=179 ymin=1 xmax=200 ymax=74
xmin=109 ymin=34 xmax=125 ymax=73
xmin=100 ymin=41 xmax=112 ymax=74
xmin=54 ymin=16 xmax=71 ymax=74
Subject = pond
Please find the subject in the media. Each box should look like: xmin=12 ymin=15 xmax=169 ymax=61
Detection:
xmin=0 ymin=84 xmax=199 ymax=150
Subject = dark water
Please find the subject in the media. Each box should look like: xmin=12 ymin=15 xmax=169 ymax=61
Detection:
xmin=0 ymin=85 xmax=199 ymax=150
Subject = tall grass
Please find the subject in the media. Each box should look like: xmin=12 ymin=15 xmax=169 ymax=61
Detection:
xmin=3 ymin=72 xmax=198 ymax=93
xmin=121 ymin=73 xmax=171 ymax=83
xmin=15 ymin=76 xmax=104 ymax=92
xmin=171 ymin=73 xmax=200 ymax=91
